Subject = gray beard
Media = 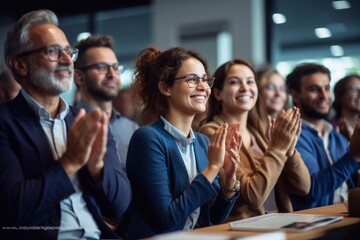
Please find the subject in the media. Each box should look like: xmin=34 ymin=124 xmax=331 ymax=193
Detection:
xmin=29 ymin=64 xmax=73 ymax=95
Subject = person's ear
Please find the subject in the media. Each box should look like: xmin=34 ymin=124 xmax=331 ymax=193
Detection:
xmin=158 ymin=81 xmax=171 ymax=96
xmin=10 ymin=58 xmax=27 ymax=76
xmin=74 ymin=70 xmax=85 ymax=86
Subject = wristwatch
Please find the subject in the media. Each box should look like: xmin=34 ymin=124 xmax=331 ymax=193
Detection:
xmin=222 ymin=180 xmax=240 ymax=193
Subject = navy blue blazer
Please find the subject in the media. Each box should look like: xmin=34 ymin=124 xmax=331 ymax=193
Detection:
xmin=0 ymin=93 xmax=131 ymax=239
xmin=126 ymin=120 xmax=238 ymax=239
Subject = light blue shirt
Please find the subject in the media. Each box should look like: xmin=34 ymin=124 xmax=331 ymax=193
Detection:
xmin=160 ymin=116 xmax=200 ymax=230
xmin=109 ymin=109 xmax=139 ymax=170
xmin=21 ymin=90 xmax=101 ymax=239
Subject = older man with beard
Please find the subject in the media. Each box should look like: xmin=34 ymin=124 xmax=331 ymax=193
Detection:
xmin=74 ymin=35 xmax=139 ymax=172
xmin=0 ymin=9 xmax=131 ymax=239
xmin=286 ymin=63 xmax=360 ymax=211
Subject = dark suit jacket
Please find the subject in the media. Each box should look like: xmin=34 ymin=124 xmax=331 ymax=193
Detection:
xmin=126 ymin=120 xmax=238 ymax=239
xmin=0 ymin=93 xmax=131 ymax=239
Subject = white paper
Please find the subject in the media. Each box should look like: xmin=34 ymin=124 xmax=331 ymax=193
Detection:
xmin=152 ymin=231 xmax=286 ymax=240
xmin=229 ymin=213 xmax=343 ymax=232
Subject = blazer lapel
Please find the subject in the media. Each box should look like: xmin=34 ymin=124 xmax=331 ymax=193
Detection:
xmin=193 ymin=139 xmax=207 ymax=173
xmin=11 ymin=94 xmax=55 ymax=166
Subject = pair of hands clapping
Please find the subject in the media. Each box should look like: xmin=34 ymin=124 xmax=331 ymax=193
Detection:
xmin=205 ymin=124 xmax=242 ymax=198
xmin=268 ymin=107 xmax=301 ymax=157
xmin=60 ymin=108 xmax=108 ymax=183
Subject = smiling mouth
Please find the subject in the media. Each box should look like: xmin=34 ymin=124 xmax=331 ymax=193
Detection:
xmin=236 ymin=95 xmax=252 ymax=100
xmin=191 ymin=95 xmax=206 ymax=100
xmin=104 ymin=83 xmax=117 ymax=87
xmin=316 ymin=102 xmax=330 ymax=108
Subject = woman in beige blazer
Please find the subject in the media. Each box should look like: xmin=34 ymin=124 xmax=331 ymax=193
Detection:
xmin=198 ymin=58 xmax=310 ymax=221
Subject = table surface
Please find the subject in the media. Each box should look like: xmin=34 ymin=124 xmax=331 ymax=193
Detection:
xmin=191 ymin=203 xmax=360 ymax=240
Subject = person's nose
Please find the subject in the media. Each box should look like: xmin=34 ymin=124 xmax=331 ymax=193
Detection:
xmin=320 ymin=88 xmax=327 ymax=97
xmin=106 ymin=66 xmax=118 ymax=78
xmin=239 ymin=81 xmax=249 ymax=91
xmin=59 ymin=50 xmax=73 ymax=64
xmin=196 ymin=78 xmax=208 ymax=90
xmin=274 ymin=86 xmax=281 ymax=96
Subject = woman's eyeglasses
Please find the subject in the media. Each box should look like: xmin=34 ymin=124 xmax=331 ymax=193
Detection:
xmin=174 ymin=74 xmax=214 ymax=88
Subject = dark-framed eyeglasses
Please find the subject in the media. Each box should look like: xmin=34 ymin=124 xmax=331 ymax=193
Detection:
xmin=17 ymin=44 xmax=79 ymax=62
xmin=174 ymin=73 xmax=214 ymax=88
xmin=78 ymin=62 xmax=123 ymax=75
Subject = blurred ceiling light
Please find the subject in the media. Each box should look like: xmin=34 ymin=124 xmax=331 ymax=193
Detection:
xmin=272 ymin=13 xmax=286 ymax=24
xmin=332 ymin=1 xmax=351 ymax=10
xmin=315 ymin=27 xmax=332 ymax=38
xmin=330 ymin=45 xmax=344 ymax=57
xmin=77 ymin=32 xmax=91 ymax=42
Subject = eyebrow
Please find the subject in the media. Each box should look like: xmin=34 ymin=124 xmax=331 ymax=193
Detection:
xmin=305 ymin=84 xmax=330 ymax=89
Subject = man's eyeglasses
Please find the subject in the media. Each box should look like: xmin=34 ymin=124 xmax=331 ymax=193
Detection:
xmin=78 ymin=62 xmax=123 ymax=75
xmin=174 ymin=74 xmax=214 ymax=88
xmin=18 ymin=44 xmax=79 ymax=62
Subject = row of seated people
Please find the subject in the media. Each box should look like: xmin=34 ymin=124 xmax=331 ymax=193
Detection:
xmin=1 ymin=8 xmax=360 ymax=240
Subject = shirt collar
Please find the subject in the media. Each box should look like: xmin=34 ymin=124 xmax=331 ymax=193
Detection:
xmin=302 ymin=119 xmax=333 ymax=136
xmin=21 ymin=89 xmax=69 ymax=120
xmin=160 ymin=115 xmax=195 ymax=145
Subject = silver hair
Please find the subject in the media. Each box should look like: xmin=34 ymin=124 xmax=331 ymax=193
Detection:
xmin=4 ymin=9 xmax=58 ymax=77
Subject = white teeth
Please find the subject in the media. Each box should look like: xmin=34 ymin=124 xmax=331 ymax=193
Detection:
xmin=193 ymin=96 xmax=205 ymax=100
xmin=237 ymin=96 xmax=251 ymax=100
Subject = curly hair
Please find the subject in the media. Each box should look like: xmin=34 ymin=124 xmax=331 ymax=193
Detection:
xmin=133 ymin=46 xmax=209 ymax=125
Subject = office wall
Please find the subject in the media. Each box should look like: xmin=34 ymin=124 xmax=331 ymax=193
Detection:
xmin=153 ymin=0 xmax=266 ymax=69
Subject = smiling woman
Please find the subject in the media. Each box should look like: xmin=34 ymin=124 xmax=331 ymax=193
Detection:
xmin=330 ymin=74 xmax=360 ymax=140
xmin=124 ymin=46 xmax=242 ymax=239
xmin=198 ymin=58 xmax=311 ymax=221
xmin=256 ymin=67 xmax=288 ymax=118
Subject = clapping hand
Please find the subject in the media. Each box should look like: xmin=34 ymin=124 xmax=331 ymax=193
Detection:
xmin=220 ymin=123 xmax=242 ymax=183
xmin=337 ymin=117 xmax=354 ymax=141
xmin=60 ymin=108 xmax=108 ymax=183
xmin=269 ymin=107 xmax=301 ymax=156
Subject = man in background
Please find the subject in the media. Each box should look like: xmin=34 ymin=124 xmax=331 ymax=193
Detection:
xmin=74 ymin=35 xmax=139 ymax=171
xmin=286 ymin=62 xmax=360 ymax=210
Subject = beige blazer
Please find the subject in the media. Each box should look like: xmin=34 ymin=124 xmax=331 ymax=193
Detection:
xmin=198 ymin=115 xmax=311 ymax=221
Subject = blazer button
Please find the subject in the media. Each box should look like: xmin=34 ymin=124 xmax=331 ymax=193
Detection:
xmin=50 ymin=218 xmax=60 ymax=226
